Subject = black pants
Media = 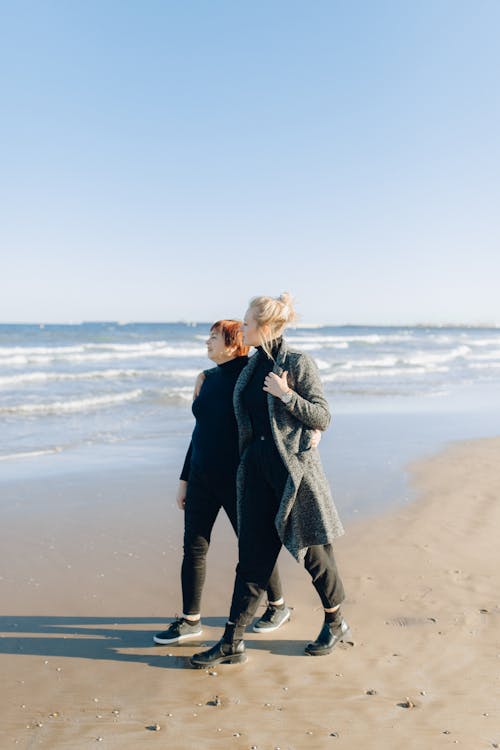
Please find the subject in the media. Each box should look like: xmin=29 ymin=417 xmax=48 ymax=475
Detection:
xmin=182 ymin=467 xmax=283 ymax=615
xmin=228 ymin=436 xmax=345 ymax=638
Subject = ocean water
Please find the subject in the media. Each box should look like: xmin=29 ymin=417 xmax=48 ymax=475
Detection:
xmin=1 ymin=322 xmax=500 ymax=513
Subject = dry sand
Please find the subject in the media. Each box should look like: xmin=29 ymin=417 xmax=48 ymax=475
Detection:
xmin=1 ymin=437 xmax=499 ymax=749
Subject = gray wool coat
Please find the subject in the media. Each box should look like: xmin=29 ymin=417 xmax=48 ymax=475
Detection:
xmin=233 ymin=338 xmax=344 ymax=562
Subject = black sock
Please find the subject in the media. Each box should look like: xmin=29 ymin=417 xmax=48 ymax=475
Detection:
xmin=324 ymin=609 xmax=342 ymax=624
xmin=222 ymin=623 xmax=235 ymax=642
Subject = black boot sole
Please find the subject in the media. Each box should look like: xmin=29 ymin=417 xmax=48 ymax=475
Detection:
xmin=189 ymin=652 xmax=247 ymax=669
xmin=304 ymin=627 xmax=354 ymax=656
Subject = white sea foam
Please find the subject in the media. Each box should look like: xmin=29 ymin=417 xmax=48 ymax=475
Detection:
xmin=286 ymin=332 xmax=422 ymax=350
xmin=0 ymin=368 xmax=201 ymax=387
xmin=0 ymin=447 xmax=63 ymax=461
xmin=322 ymin=365 xmax=449 ymax=381
xmin=85 ymin=342 xmax=169 ymax=352
xmin=469 ymin=362 xmax=500 ymax=369
xmin=159 ymin=386 xmax=193 ymax=402
xmin=0 ymin=389 xmax=143 ymax=416
xmin=331 ymin=353 xmax=454 ymax=373
xmin=405 ymin=346 xmax=470 ymax=366
xmin=0 ymin=346 xmax=206 ymax=367
xmin=0 ymin=340 xmax=184 ymax=356
xmin=466 ymin=350 xmax=500 ymax=362
xmin=339 ymin=356 xmax=400 ymax=369
xmin=467 ymin=337 xmax=500 ymax=347
xmin=314 ymin=358 xmax=331 ymax=370
xmin=0 ymin=345 xmax=86 ymax=357
xmin=0 ymin=369 xmax=141 ymax=386
xmin=287 ymin=336 xmax=351 ymax=349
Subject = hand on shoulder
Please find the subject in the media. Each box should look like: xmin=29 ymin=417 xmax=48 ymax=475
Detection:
xmin=193 ymin=371 xmax=206 ymax=399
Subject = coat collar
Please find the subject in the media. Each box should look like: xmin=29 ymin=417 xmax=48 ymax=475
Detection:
xmin=243 ymin=338 xmax=288 ymax=376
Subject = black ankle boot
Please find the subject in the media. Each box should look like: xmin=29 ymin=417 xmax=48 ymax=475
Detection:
xmin=190 ymin=623 xmax=247 ymax=669
xmin=304 ymin=613 xmax=353 ymax=656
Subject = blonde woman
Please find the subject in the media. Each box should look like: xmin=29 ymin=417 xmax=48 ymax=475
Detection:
xmin=190 ymin=294 xmax=349 ymax=667
xmin=154 ymin=320 xmax=289 ymax=646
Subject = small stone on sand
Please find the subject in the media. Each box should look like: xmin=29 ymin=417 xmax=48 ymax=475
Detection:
xmin=397 ymin=697 xmax=415 ymax=709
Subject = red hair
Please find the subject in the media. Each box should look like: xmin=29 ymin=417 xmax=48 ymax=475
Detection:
xmin=210 ymin=320 xmax=249 ymax=357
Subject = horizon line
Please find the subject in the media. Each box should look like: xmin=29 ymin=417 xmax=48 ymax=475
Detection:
xmin=1 ymin=320 xmax=499 ymax=329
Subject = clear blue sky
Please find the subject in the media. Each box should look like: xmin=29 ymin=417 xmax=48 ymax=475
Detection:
xmin=1 ymin=1 xmax=499 ymax=325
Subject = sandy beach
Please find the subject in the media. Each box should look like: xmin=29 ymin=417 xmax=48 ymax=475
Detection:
xmin=1 ymin=437 xmax=499 ymax=749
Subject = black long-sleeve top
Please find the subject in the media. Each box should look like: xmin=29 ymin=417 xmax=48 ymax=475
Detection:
xmin=241 ymin=339 xmax=282 ymax=438
xmin=180 ymin=355 xmax=249 ymax=482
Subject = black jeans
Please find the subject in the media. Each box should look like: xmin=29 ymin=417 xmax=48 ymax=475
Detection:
xmin=228 ymin=436 xmax=345 ymax=637
xmin=182 ymin=467 xmax=283 ymax=615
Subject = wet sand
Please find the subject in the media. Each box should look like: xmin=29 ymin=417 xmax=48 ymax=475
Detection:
xmin=1 ymin=437 xmax=499 ymax=749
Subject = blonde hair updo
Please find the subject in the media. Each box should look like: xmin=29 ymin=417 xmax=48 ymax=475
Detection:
xmin=248 ymin=292 xmax=297 ymax=359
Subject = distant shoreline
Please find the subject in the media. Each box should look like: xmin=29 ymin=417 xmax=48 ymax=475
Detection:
xmin=1 ymin=321 xmax=499 ymax=329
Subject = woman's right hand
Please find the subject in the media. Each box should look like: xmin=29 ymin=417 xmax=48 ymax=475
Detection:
xmin=176 ymin=480 xmax=188 ymax=510
xmin=193 ymin=371 xmax=206 ymax=399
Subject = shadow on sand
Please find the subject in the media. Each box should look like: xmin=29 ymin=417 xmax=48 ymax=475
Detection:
xmin=0 ymin=615 xmax=311 ymax=670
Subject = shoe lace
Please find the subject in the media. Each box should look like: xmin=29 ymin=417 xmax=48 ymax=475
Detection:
xmin=261 ymin=604 xmax=277 ymax=622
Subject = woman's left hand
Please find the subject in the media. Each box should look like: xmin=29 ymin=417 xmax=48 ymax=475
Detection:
xmin=263 ymin=370 xmax=291 ymax=399
xmin=311 ymin=429 xmax=322 ymax=448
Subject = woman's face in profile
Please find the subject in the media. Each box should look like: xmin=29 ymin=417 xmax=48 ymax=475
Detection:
xmin=206 ymin=328 xmax=235 ymax=364
xmin=242 ymin=309 xmax=261 ymax=347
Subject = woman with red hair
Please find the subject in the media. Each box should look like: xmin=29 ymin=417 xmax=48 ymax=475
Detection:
xmin=190 ymin=295 xmax=348 ymax=668
xmin=153 ymin=319 xmax=289 ymax=645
